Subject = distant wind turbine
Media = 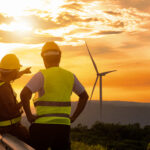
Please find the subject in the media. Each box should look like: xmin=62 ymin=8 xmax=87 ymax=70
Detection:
xmin=85 ymin=41 xmax=117 ymax=122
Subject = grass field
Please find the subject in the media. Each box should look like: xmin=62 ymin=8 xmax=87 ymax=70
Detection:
xmin=48 ymin=141 xmax=107 ymax=150
xmin=71 ymin=141 xmax=107 ymax=150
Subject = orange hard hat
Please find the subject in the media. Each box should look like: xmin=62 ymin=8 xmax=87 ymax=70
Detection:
xmin=0 ymin=54 xmax=22 ymax=70
xmin=41 ymin=41 xmax=61 ymax=57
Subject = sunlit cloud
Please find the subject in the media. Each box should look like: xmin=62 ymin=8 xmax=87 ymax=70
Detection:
xmin=0 ymin=21 xmax=33 ymax=32
xmin=112 ymin=0 xmax=150 ymax=13
xmin=0 ymin=0 xmax=149 ymax=44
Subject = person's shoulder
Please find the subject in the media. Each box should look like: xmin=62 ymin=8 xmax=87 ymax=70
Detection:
xmin=28 ymin=71 xmax=44 ymax=83
xmin=32 ymin=71 xmax=44 ymax=78
xmin=26 ymin=71 xmax=44 ymax=92
xmin=60 ymin=67 xmax=73 ymax=75
xmin=40 ymin=69 xmax=47 ymax=74
xmin=0 ymin=82 xmax=10 ymax=94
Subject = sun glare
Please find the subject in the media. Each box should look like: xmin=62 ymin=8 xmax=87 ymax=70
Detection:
xmin=0 ymin=45 xmax=10 ymax=60
xmin=0 ymin=43 xmax=33 ymax=60
xmin=0 ymin=21 xmax=33 ymax=32
xmin=0 ymin=50 xmax=9 ymax=60
xmin=0 ymin=0 xmax=30 ymax=17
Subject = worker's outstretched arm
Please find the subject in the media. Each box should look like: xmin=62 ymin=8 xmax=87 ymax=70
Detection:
xmin=70 ymin=91 xmax=89 ymax=123
xmin=20 ymin=87 xmax=37 ymax=123
xmin=16 ymin=67 xmax=31 ymax=79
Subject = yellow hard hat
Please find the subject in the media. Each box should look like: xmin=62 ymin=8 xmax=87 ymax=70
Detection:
xmin=41 ymin=41 xmax=61 ymax=57
xmin=0 ymin=54 xmax=22 ymax=70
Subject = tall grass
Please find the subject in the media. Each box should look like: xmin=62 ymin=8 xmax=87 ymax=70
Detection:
xmin=71 ymin=141 xmax=107 ymax=150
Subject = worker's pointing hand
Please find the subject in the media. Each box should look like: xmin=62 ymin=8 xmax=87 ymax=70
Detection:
xmin=23 ymin=67 xmax=31 ymax=74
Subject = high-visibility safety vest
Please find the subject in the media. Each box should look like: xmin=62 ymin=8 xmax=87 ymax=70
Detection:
xmin=0 ymin=82 xmax=5 ymax=86
xmin=0 ymin=82 xmax=21 ymax=126
xmin=0 ymin=117 xmax=21 ymax=126
xmin=34 ymin=67 xmax=74 ymax=125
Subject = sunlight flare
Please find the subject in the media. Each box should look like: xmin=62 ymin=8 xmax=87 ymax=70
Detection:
xmin=0 ymin=21 xmax=33 ymax=32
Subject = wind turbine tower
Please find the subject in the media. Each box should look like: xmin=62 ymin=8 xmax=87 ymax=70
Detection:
xmin=85 ymin=42 xmax=117 ymax=122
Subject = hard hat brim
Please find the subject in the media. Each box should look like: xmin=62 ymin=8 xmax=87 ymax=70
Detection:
xmin=0 ymin=64 xmax=22 ymax=70
xmin=0 ymin=68 xmax=15 ymax=73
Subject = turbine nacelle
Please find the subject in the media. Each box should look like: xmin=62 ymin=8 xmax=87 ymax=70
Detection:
xmin=90 ymin=70 xmax=117 ymax=101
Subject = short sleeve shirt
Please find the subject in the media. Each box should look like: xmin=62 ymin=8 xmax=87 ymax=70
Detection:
xmin=26 ymin=72 xmax=85 ymax=97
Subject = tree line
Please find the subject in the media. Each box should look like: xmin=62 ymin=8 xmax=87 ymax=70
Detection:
xmin=71 ymin=122 xmax=150 ymax=150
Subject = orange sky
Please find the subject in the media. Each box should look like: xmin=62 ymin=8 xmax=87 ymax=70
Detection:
xmin=0 ymin=0 xmax=150 ymax=102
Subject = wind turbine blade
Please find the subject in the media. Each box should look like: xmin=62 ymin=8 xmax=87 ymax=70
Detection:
xmin=90 ymin=76 xmax=98 ymax=100
xmin=100 ymin=70 xmax=117 ymax=76
xmin=85 ymin=41 xmax=99 ymax=74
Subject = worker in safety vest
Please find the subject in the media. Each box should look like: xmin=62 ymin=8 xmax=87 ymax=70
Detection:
xmin=0 ymin=54 xmax=31 ymax=143
xmin=21 ymin=41 xmax=89 ymax=150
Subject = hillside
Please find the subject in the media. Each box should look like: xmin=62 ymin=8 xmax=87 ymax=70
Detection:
xmin=71 ymin=100 xmax=150 ymax=128
xmin=21 ymin=100 xmax=150 ymax=128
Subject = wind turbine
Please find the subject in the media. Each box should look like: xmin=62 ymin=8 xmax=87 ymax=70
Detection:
xmin=85 ymin=41 xmax=117 ymax=122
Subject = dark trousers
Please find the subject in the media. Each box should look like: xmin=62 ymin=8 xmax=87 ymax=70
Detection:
xmin=0 ymin=122 xmax=30 ymax=144
xmin=29 ymin=123 xmax=71 ymax=150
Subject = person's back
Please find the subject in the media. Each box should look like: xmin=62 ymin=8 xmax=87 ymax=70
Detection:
xmin=21 ymin=41 xmax=89 ymax=150
xmin=33 ymin=67 xmax=74 ymax=125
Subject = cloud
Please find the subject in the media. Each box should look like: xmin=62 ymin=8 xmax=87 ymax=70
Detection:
xmin=110 ymin=21 xmax=125 ymax=28
xmin=21 ymin=13 xmax=99 ymax=31
xmin=113 ymin=0 xmax=150 ymax=12
xmin=23 ymin=34 xmax=63 ymax=44
xmin=104 ymin=11 xmax=121 ymax=16
xmin=60 ymin=38 xmax=127 ymax=60
xmin=0 ymin=30 xmax=63 ymax=44
xmin=22 ymin=15 xmax=63 ymax=30
xmin=61 ymin=3 xmax=83 ymax=11
xmin=94 ymin=31 xmax=123 ymax=35
xmin=66 ymin=0 xmax=100 ymax=2
xmin=56 ymin=12 xmax=99 ymax=26
xmin=0 ymin=13 xmax=13 ymax=24
xmin=0 ymin=1 xmax=146 ymax=42
xmin=66 ymin=28 xmax=92 ymax=35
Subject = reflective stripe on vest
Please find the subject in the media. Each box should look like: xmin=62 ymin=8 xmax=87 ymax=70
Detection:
xmin=0 ymin=117 xmax=21 ymax=126
xmin=34 ymin=67 xmax=74 ymax=125
xmin=38 ymin=113 xmax=70 ymax=118
xmin=0 ymin=82 xmax=5 ymax=87
xmin=34 ymin=101 xmax=71 ymax=107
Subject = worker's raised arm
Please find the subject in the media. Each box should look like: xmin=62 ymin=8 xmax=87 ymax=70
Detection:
xmin=16 ymin=67 xmax=31 ymax=79
xmin=20 ymin=87 xmax=37 ymax=123
xmin=70 ymin=90 xmax=88 ymax=123
xmin=20 ymin=72 xmax=43 ymax=123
